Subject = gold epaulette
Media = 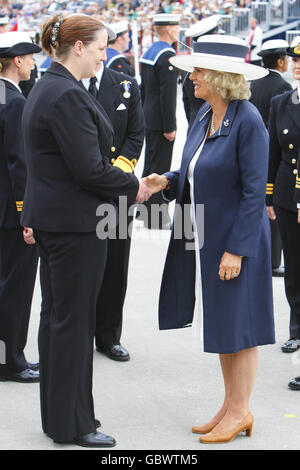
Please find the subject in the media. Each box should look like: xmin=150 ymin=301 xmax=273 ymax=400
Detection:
xmin=266 ymin=183 xmax=274 ymax=195
xmin=296 ymin=175 xmax=300 ymax=189
xmin=16 ymin=201 xmax=23 ymax=212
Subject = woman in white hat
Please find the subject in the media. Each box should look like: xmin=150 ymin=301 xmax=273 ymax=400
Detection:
xmin=144 ymin=34 xmax=275 ymax=444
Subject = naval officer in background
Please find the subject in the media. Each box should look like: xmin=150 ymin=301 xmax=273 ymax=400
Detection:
xmin=0 ymin=32 xmax=41 ymax=383
xmin=82 ymin=45 xmax=144 ymax=362
xmin=250 ymin=39 xmax=292 ymax=278
xmin=138 ymin=13 xmax=179 ymax=229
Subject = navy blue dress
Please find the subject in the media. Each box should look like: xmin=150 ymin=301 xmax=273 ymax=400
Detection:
xmin=159 ymin=100 xmax=275 ymax=354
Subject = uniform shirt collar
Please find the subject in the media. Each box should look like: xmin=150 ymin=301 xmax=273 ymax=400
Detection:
xmin=81 ymin=65 xmax=104 ymax=91
xmin=0 ymin=76 xmax=22 ymax=93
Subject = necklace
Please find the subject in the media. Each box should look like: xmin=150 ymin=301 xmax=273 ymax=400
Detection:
xmin=210 ymin=114 xmax=215 ymax=135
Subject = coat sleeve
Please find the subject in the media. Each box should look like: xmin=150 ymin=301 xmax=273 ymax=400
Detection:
xmin=225 ymin=109 xmax=269 ymax=258
xmin=3 ymin=96 xmax=27 ymax=215
xmin=295 ymin=147 xmax=300 ymax=204
xmin=266 ymin=96 xmax=281 ymax=206
xmin=50 ymin=88 xmax=139 ymax=205
xmin=162 ymin=169 xmax=180 ymax=202
xmin=156 ymin=52 xmax=178 ymax=133
xmin=118 ymin=79 xmax=145 ymax=162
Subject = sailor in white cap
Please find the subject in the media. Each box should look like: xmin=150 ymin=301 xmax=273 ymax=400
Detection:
xmin=0 ymin=31 xmax=41 ymax=383
xmin=0 ymin=16 xmax=9 ymax=34
xmin=183 ymin=15 xmax=220 ymax=132
xmin=250 ymin=39 xmax=291 ymax=280
xmin=105 ymin=20 xmax=134 ymax=76
xmin=138 ymin=13 xmax=180 ymax=229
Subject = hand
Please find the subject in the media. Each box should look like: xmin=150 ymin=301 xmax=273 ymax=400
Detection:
xmin=267 ymin=205 xmax=276 ymax=220
xmin=135 ymin=179 xmax=152 ymax=203
xmin=219 ymin=252 xmax=242 ymax=281
xmin=298 ymin=208 xmax=300 ymax=224
xmin=163 ymin=131 xmax=176 ymax=142
xmin=142 ymin=173 xmax=169 ymax=194
xmin=23 ymin=227 xmax=35 ymax=245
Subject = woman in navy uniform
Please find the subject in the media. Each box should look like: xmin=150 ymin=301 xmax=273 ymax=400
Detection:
xmin=266 ymin=36 xmax=300 ymax=354
xmin=82 ymin=62 xmax=144 ymax=361
xmin=0 ymin=32 xmax=41 ymax=383
xmin=144 ymin=35 xmax=274 ymax=444
xmin=21 ymin=14 xmax=150 ymax=447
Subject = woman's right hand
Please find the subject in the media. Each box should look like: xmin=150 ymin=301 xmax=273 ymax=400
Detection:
xmin=142 ymin=173 xmax=169 ymax=194
xmin=267 ymin=205 xmax=276 ymax=221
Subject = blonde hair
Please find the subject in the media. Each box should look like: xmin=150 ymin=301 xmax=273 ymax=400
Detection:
xmin=0 ymin=58 xmax=13 ymax=73
xmin=204 ymin=69 xmax=250 ymax=101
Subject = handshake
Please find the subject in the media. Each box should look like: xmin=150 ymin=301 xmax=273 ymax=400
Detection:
xmin=135 ymin=173 xmax=170 ymax=203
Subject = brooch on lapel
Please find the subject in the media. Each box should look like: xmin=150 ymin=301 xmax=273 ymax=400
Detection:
xmin=120 ymin=80 xmax=132 ymax=99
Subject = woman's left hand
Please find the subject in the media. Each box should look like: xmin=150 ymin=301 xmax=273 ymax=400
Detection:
xmin=219 ymin=252 xmax=242 ymax=281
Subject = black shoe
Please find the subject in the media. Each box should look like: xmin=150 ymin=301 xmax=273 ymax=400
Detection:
xmin=0 ymin=368 xmax=40 ymax=383
xmin=272 ymin=266 xmax=285 ymax=277
xmin=27 ymin=362 xmax=39 ymax=371
xmin=288 ymin=377 xmax=300 ymax=390
xmin=281 ymin=338 xmax=300 ymax=353
xmin=73 ymin=431 xmax=116 ymax=448
xmin=96 ymin=344 xmax=130 ymax=362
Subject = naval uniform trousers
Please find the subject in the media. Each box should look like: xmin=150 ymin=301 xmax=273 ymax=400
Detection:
xmin=0 ymin=228 xmax=38 ymax=375
xmin=141 ymin=130 xmax=174 ymax=227
xmin=35 ymin=230 xmax=107 ymax=443
xmin=95 ymin=214 xmax=133 ymax=347
xmin=275 ymin=205 xmax=300 ymax=339
xmin=270 ymin=219 xmax=283 ymax=268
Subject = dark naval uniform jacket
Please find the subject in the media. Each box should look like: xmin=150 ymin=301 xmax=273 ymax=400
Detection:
xmin=97 ymin=67 xmax=144 ymax=166
xmin=105 ymin=47 xmax=135 ymax=77
xmin=140 ymin=41 xmax=178 ymax=133
xmin=266 ymin=89 xmax=300 ymax=213
xmin=182 ymin=71 xmax=205 ymax=133
xmin=21 ymin=62 xmax=139 ymax=232
xmin=0 ymin=79 xmax=27 ymax=228
xmin=250 ymin=70 xmax=292 ymax=128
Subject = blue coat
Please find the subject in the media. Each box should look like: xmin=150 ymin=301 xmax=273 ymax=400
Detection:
xmin=159 ymin=99 xmax=275 ymax=354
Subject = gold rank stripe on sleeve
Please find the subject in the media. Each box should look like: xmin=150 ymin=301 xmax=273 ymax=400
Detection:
xmin=266 ymin=183 xmax=274 ymax=195
xmin=16 ymin=201 xmax=23 ymax=212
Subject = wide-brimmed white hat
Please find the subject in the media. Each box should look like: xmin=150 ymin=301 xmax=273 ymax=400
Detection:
xmin=0 ymin=31 xmax=41 ymax=58
xmin=169 ymin=34 xmax=268 ymax=80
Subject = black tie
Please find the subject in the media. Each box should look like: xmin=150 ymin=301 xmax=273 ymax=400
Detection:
xmin=88 ymin=76 xmax=98 ymax=98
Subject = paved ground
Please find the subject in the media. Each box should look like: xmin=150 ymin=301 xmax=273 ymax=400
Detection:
xmin=1 ymin=72 xmax=300 ymax=451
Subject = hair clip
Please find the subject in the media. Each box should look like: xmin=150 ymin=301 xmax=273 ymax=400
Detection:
xmin=51 ymin=15 xmax=64 ymax=47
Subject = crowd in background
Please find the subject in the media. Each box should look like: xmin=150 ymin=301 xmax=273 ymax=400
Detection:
xmin=0 ymin=0 xmax=263 ymax=53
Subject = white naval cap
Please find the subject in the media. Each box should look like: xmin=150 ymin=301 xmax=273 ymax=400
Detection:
xmin=0 ymin=16 xmax=9 ymax=25
xmin=258 ymin=39 xmax=289 ymax=57
xmin=185 ymin=15 xmax=220 ymax=38
xmin=223 ymin=2 xmax=233 ymax=9
xmin=0 ymin=31 xmax=41 ymax=58
xmin=110 ymin=20 xmax=128 ymax=36
xmin=153 ymin=14 xmax=180 ymax=25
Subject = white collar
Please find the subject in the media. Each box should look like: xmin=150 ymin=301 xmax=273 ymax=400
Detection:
xmin=269 ymin=68 xmax=283 ymax=77
xmin=0 ymin=77 xmax=22 ymax=94
xmin=81 ymin=66 xmax=104 ymax=91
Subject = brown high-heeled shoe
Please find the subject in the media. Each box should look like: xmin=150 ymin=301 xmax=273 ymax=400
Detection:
xmin=192 ymin=423 xmax=217 ymax=434
xmin=199 ymin=412 xmax=253 ymax=444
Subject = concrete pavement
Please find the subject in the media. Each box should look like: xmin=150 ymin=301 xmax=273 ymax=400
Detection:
xmin=0 ymin=84 xmax=300 ymax=451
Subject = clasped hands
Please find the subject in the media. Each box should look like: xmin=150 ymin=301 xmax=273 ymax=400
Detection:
xmin=135 ymin=173 xmax=169 ymax=203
